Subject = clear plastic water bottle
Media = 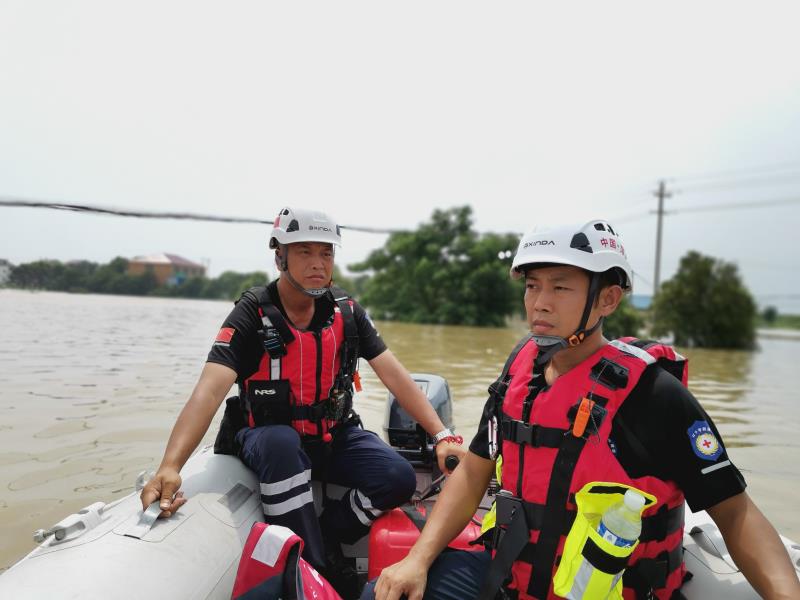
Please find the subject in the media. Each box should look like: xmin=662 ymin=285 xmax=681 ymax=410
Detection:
xmin=562 ymin=490 xmax=646 ymax=599
xmin=597 ymin=489 xmax=645 ymax=548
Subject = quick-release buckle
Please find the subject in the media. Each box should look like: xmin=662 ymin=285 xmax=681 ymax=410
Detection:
xmin=501 ymin=419 xmax=542 ymax=447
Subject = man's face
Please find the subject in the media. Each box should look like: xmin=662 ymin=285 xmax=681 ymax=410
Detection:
xmin=284 ymin=242 xmax=334 ymax=287
xmin=523 ymin=265 xmax=592 ymax=338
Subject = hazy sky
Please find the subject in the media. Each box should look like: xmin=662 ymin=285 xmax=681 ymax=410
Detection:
xmin=2 ymin=2 xmax=799 ymax=310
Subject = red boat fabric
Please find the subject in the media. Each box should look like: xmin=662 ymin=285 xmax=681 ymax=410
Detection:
xmin=232 ymin=522 xmax=342 ymax=600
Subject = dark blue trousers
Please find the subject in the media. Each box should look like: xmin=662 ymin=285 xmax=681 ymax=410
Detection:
xmin=236 ymin=422 xmax=416 ymax=569
xmin=359 ymin=549 xmax=492 ymax=600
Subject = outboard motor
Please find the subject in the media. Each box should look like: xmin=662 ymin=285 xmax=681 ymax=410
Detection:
xmin=371 ymin=374 xmax=482 ymax=582
xmin=383 ymin=373 xmax=453 ymax=469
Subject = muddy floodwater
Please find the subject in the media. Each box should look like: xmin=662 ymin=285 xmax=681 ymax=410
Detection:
xmin=1 ymin=289 xmax=798 ymax=570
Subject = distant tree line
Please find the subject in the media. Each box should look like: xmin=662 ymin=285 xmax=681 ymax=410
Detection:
xmin=3 ymin=206 xmax=775 ymax=349
xmin=347 ymin=206 xmax=766 ymax=349
xmin=6 ymin=257 xmax=269 ymax=301
xmin=350 ymin=206 xmax=521 ymax=327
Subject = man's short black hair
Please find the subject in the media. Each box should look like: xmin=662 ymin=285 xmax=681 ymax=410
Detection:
xmin=598 ymin=267 xmax=626 ymax=290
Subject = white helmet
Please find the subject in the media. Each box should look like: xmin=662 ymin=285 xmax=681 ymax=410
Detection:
xmin=510 ymin=219 xmax=633 ymax=363
xmin=510 ymin=219 xmax=632 ymax=291
xmin=270 ymin=206 xmax=341 ymax=298
xmin=269 ymin=207 xmax=342 ymax=249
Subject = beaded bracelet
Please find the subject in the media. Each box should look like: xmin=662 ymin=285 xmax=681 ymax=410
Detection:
xmin=434 ymin=434 xmax=463 ymax=446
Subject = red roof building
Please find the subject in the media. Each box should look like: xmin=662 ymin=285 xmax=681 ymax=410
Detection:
xmin=127 ymin=253 xmax=206 ymax=286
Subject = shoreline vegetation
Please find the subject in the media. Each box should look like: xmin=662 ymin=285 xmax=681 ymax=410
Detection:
xmin=2 ymin=207 xmax=797 ymax=343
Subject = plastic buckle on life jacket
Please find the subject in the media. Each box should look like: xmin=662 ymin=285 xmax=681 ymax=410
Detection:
xmin=571 ymin=397 xmax=595 ymax=438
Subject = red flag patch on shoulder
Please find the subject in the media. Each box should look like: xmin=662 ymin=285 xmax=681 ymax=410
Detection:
xmin=215 ymin=327 xmax=235 ymax=344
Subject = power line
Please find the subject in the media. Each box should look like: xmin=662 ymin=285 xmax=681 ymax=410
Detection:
xmin=607 ymin=211 xmax=651 ymax=225
xmin=755 ymin=294 xmax=800 ymax=299
xmin=0 ymin=196 xmax=406 ymax=234
xmin=671 ymin=196 xmax=800 ymax=214
xmin=669 ymin=161 xmax=800 ymax=184
xmin=676 ymin=172 xmax=800 ymax=193
xmin=631 ymin=270 xmax=654 ymax=289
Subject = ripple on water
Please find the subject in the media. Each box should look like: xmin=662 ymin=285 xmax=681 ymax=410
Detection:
xmin=9 ymin=460 xmax=102 ymax=491
xmin=0 ymin=453 xmax=32 ymax=467
xmin=33 ymin=420 xmax=92 ymax=439
xmin=73 ymin=399 xmax=107 ymax=406
xmin=33 ymin=443 xmax=99 ymax=463
xmin=94 ymin=429 xmax=171 ymax=444
xmin=2 ymin=291 xmax=799 ymax=565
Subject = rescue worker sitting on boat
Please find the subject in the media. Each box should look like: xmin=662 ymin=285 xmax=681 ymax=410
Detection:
xmin=140 ymin=206 xmax=466 ymax=592
xmin=367 ymin=219 xmax=800 ymax=600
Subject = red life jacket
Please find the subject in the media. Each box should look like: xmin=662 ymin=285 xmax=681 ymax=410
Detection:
xmin=485 ymin=337 xmax=688 ymax=600
xmin=232 ymin=522 xmax=342 ymax=600
xmin=240 ymin=286 xmax=360 ymax=440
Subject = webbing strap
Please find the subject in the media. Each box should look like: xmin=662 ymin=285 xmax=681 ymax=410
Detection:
xmin=641 ymin=503 xmax=684 ymax=542
xmin=488 ymin=334 xmax=534 ymax=402
xmin=500 ymin=418 xmax=566 ymax=448
xmin=261 ymin=303 xmax=295 ymax=347
xmin=494 ymin=501 xmax=577 ymax=538
xmin=401 ymin=506 xmax=427 ymax=532
xmin=581 ymin=536 xmax=630 ymax=574
xmin=623 ymin=544 xmax=684 ymax=594
xmin=476 ymin=498 xmax=530 ymax=600
xmin=527 ymin=433 xmax=587 ymax=598
xmin=329 ymin=286 xmax=359 ymax=381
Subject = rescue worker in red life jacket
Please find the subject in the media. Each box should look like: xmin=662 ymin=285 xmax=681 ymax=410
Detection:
xmin=367 ymin=220 xmax=800 ymax=600
xmin=140 ymin=207 xmax=466 ymax=593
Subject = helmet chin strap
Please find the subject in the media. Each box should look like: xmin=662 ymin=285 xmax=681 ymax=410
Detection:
xmin=532 ymin=272 xmax=604 ymax=366
xmin=276 ymin=246 xmax=331 ymax=298
xmin=285 ymin=271 xmax=330 ymax=297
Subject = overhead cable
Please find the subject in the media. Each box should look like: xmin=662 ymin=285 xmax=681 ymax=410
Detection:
xmin=0 ymin=196 xmax=406 ymax=234
xmin=669 ymin=161 xmax=800 ymax=184
xmin=676 ymin=173 xmax=800 ymax=193
xmin=670 ymin=196 xmax=800 ymax=214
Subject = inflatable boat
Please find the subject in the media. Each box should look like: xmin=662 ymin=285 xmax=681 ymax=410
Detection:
xmin=1 ymin=374 xmax=797 ymax=599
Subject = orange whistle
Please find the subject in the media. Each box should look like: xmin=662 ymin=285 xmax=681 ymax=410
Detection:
xmin=353 ymin=371 xmax=362 ymax=392
xmin=572 ymin=397 xmax=595 ymax=438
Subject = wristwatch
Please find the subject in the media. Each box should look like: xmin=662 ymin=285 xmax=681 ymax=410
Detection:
xmin=432 ymin=428 xmax=456 ymax=445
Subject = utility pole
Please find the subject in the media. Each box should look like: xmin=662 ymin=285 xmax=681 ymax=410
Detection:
xmin=653 ymin=180 xmax=671 ymax=295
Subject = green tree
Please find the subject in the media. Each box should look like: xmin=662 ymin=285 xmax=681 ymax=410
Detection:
xmin=761 ymin=305 xmax=778 ymax=325
xmin=200 ymin=270 xmax=268 ymax=300
xmin=87 ymin=257 xmax=130 ymax=294
xmin=651 ymin=251 xmax=756 ymax=349
xmin=9 ymin=260 xmax=68 ymax=290
xmin=171 ymin=276 xmax=207 ymax=298
xmin=63 ymin=260 xmax=100 ymax=292
xmin=233 ymin=271 xmax=269 ymax=296
xmin=350 ymin=206 xmax=520 ymax=327
xmin=604 ymin=297 xmax=644 ymax=340
xmin=332 ymin=266 xmax=355 ymax=293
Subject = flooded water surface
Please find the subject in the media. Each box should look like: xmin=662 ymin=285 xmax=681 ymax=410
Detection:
xmin=1 ymin=289 xmax=798 ymax=570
